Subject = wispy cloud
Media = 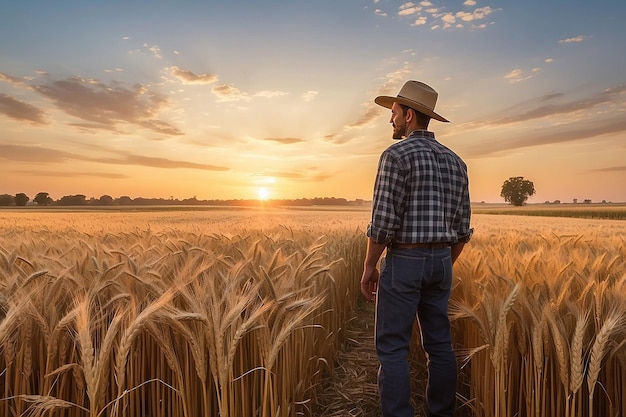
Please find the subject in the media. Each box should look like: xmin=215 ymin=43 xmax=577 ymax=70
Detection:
xmin=144 ymin=43 xmax=162 ymax=58
xmin=28 ymin=76 xmax=182 ymax=135
xmin=0 ymin=72 xmax=28 ymax=86
xmin=211 ymin=84 xmax=250 ymax=102
xmin=262 ymin=169 xmax=332 ymax=182
xmin=11 ymin=170 xmax=130 ymax=179
xmin=559 ymin=35 xmax=587 ymax=44
xmin=504 ymin=67 xmax=541 ymax=83
xmin=210 ymin=83 xmax=288 ymax=102
xmin=455 ymin=84 xmax=626 ymax=158
xmin=464 ymin=116 xmax=626 ymax=158
xmin=0 ymin=94 xmax=48 ymax=124
xmin=171 ymin=66 xmax=218 ymax=85
xmin=0 ymin=143 xmax=230 ymax=171
xmin=262 ymin=137 xmax=306 ymax=144
xmin=325 ymin=64 xmax=412 ymax=144
xmin=302 ymin=90 xmax=319 ymax=102
xmin=0 ymin=144 xmax=74 ymax=163
xmin=99 ymin=155 xmax=229 ymax=171
xmin=254 ymin=90 xmax=288 ymax=98
xmin=587 ymin=165 xmax=626 ymax=173
xmin=490 ymin=84 xmax=626 ymax=125
xmin=375 ymin=9 xmax=387 ymax=17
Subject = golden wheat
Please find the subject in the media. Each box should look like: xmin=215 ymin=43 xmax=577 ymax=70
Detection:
xmin=1 ymin=209 xmax=625 ymax=416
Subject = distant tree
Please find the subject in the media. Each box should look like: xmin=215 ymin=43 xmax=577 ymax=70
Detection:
xmin=500 ymin=177 xmax=536 ymax=206
xmin=14 ymin=193 xmax=29 ymax=206
xmin=98 ymin=195 xmax=114 ymax=205
xmin=117 ymin=196 xmax=133 ymax=205
xmin=0 ymin=194 xmax=15 ymax=206
xmin=34 ymin=192 xmax=52 ymax=206
xmin=58 ymin=194 xmax=87 ymax=206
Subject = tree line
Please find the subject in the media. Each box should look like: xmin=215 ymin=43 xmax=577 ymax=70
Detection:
xmin=0 ymin=192 xmax=370 ymax=207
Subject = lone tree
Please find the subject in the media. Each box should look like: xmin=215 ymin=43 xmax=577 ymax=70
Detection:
xmin=501 ymin=176 xmax=536 ymax=206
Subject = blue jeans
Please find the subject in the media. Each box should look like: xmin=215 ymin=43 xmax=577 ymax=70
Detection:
xmin=375 ymin=247 xmax=457 ymax=417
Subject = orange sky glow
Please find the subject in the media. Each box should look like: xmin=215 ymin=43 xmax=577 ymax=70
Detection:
xmin=1 ymin=1 xmax=625 ymax=204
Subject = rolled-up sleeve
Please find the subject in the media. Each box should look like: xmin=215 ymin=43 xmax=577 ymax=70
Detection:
xmin=367 ymin=150 xmax=406 ymax=244
xmin=451 ymin=167 xmax=472 ymax=243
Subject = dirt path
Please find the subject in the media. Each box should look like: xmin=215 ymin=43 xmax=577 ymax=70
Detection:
xmin=314 ymin=301 xmax=429 ymax=417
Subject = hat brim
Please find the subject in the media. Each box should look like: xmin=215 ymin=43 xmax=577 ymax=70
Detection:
xmin=375 ymin=95 xmax=449 ymax=123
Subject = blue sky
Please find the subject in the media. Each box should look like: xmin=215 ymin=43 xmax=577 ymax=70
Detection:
xmin=1 ymin=0 xmax=625 ymax=203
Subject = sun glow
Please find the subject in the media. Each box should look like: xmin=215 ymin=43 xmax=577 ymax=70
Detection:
xmin=258 ymin=187 xmax=269 ymax=200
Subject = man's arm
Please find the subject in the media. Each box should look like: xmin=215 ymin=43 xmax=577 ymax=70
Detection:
xmin=450 ymin=241 xmax=465 ymax=265
xmin=360 ymin=238 xmax=387 ymax=302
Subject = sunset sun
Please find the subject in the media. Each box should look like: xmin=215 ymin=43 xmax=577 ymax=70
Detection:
xmin=257 ymin=187 xmax=269 ymax=200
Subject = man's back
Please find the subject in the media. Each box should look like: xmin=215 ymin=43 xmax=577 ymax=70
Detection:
xmin=372 ymin=130 xmax=470 ymax=244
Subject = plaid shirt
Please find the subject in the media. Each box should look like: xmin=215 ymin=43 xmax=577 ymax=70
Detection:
xmin=367 ymin=130 xmax=472 ymax=245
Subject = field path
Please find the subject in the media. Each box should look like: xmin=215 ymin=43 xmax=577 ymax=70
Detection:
xmin=314 ymin=301 xmax=381 ymax=416
xmin=314 ymin=301 xmax=429 ymax=417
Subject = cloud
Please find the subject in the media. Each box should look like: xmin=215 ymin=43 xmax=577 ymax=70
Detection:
xmin=325 ymin=64 xmax=412 ymax=144
xmin=442 ymin=13 xmax=456 ymax=26
xmin=456 ymin=6 xmax=493 ymax=22
xmin=261 ymin=170 xmax=332 ymax=183
xmin=398 ymin=3 xmax=421 ymax=16
xmin=144 ymin=43 xmax=162 ymax=58
xmin=302 ymin=90 xmax=319 ymax=102
xmin=0 ymin=94 xmax=48 ymax=124
xmin=0 ymin=144 xmax=74 ymax=163
xmin=504 ymin=67 xmax=541 ymax=83
xmin=0 ymin=143 xmax=229 ymax=171
xmin=212 ymin=84 xmax=250 ymax=102
xmin=587 ymin=166 xmax=626 ymax=173
xmin=465 ymin=116 xmax=626 ymax=158
xmin=31 ymin=76 xmax=182 ymax=135
xmin=0 ymin=72 xmax=27 ymax=86
xmin=490 ymin=84 xmax=626 ymax=125
xmin=254 ymin=90 xmax=288 ymax=98
xmin=102 ymin=155 xmax=229 ymax=171
xmin=347 ymin=106 xmax=381 ymax=129
xmin=454 ymin=84 xmax=626 ymax=158
xmin=171 ymin=66 xmax=218 ymax=85
xmin=559 ymin=35 xmax=587 ymax=44
xmin=12 ymin=170 xmax=130 ymax=179
xmin=375 ymin=9 xmax=387 ymax=17
xmin=394 ymin=3 xmax=495 ymax=30
xmin=262 ymin=137 xmax=305 ymax=145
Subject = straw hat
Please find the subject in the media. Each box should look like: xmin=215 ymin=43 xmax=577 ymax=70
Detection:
xmin=374 ymin=80 xmax=449 ymax=122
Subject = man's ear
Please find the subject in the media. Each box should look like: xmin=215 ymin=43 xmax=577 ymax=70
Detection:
xmin=406 ymin=108 xmax=414 ymax=122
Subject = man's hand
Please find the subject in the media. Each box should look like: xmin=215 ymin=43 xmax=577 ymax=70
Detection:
xmin=360 ymin=266 xmax=379 ymax=302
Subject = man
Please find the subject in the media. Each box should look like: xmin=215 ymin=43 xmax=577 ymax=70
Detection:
xmin=361 ymin=80 xmax=472 ymax=417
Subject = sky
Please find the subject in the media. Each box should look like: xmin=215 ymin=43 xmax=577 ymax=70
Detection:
xmin=1 ymin=0 xmax=625 ymax=204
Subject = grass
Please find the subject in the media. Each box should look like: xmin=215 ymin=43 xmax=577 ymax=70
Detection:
xmin=473 ymin=203 xmax=626 ymax=220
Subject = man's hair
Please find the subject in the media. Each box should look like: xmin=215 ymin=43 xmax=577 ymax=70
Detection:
xmin=399 ymin=104 xmax=431 ymax=128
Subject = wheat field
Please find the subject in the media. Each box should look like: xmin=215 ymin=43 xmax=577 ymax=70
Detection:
xmin=0 ymin=208 xmax=624 ymax=417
